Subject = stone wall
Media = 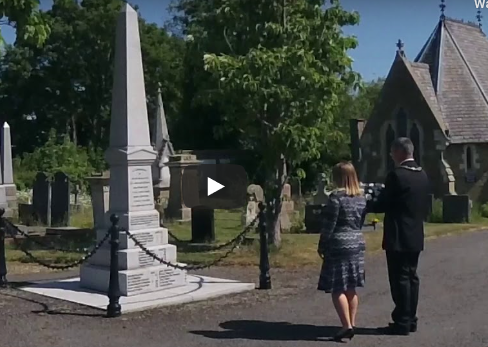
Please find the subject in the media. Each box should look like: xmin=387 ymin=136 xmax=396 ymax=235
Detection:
xmin=445 ymin=143 xmax=488 ymax=203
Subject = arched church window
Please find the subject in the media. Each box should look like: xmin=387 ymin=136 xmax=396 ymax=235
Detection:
xmin=386 ymin=124 xmax=395 ymax=171
xmin=466 ymin=146 xmax=473 ymax=171
xmin=396 ymin=108 xmax=408 ymax=137
xmin=410 ymin=122 xmax=421 ymax=164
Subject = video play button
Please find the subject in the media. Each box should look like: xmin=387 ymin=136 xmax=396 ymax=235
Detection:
xmin=181 ymin=164 xmax=248 ymax=209
xmin=207 ymin=177 xmax=224 ymax=196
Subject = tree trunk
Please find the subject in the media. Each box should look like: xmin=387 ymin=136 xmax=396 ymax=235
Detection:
xmin=264 ymin=155 xmax=287 ymax=248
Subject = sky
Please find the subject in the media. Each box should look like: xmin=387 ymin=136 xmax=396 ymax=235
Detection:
xmin=0 ymin=0 xmax=483 ymax=81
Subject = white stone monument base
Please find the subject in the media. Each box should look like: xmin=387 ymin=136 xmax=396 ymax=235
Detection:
xmin=20 ymin=275 xmax=255 ymax=313
xmin=88 ymin=244 xmax=177 ymax=270
xmin=80 ymin=263 xmax=187 ymax=296
xmin=96 ymin=227 xmax=169 ymax=248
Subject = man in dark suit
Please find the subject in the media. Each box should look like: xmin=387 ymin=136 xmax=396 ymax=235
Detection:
xmin=371 ymin=137 xmax=429 ymax=335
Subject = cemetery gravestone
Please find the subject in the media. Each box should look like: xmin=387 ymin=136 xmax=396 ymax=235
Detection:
xmin=86 ymin=173 xmax=110 ymax=230
xmin=166 ymin=154 xmax=201 ymax=221
xmin=51 ymin=172 xmax=71 ymax=226
xmin=191 ymin=207 xmax=215 ymax=243
xmin=305 ymin=205 xmax=327 ymax=234
xmin=32 ymin=172 xmax=49 ymax=225
xmin=243 ymin=184 xmax=264 ymax=227
xmin=313 ymin=173 xmax=329 ymax=205
xmin=305 ymin=174 xmax=330 ymax=233
xmin=280 ymin=183 xmax=294 ymax=231
xmin=443 ymin=194 xmax=471 ymax=223
xmin=1 ymin=123 xmax=17 ymax=212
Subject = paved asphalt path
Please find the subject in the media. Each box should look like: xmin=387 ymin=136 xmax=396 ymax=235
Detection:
xmin=2 ymin=230 xmax=488 ymax=347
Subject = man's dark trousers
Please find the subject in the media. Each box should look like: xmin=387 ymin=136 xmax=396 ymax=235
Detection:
xmin=386 ymin=251 xmax=420 ymax=331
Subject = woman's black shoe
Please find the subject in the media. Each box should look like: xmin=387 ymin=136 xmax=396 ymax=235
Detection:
xmin=333 ymin=328 xmax=355 ymax=341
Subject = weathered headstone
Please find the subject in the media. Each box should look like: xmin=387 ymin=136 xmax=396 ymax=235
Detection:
xmin=242 ymin=184 xmax=264 ymax=227
xmin=86 ymin=173 xmax=110 ymax=230
xmin=313 ymin=173 xmax=329 ymax=205
xmin=32 ymin=172 xmax=49 ymax=225
xmin=280 ymin=183 xmax=294 ymax=231
xmin=51 ymin=172 xmax=71 ymax=226
xmin=80 ymin=4 xmax=187 ymax=296
xmin=191 ymin=207 xmax=215 ymax=243
xmin=442 ymin=194 xmax=471 ymax=223
xmin=305 ymin=205 xmax=327 ymax=233
xmin=1 ymin=123 xmax=17 ymax=212
xmin=166 ymin=154 xmax=201 ymax=221
xmin=305 ymin=175 xmax=330 ymax=233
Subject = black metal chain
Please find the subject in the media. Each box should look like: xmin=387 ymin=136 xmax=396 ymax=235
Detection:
xmin=3 ymin=220 xmax=110 ymax=270
xmin=126 ymin=216 xmax=258 ymax=271
xmin=166 ymin=216 xmax=258 ymax=252
xmin=167 ymin=229 xmax=184 ymax=243
xmin=3 ymin=221 xmax=88 ymax=253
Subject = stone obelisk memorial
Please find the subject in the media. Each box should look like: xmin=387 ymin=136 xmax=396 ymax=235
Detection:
xmin=80 ymin=4 xmax=187 ymax=296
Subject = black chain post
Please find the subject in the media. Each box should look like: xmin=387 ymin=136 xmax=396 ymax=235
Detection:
xmin=106 ymin=214 xmax=122 ymax=318
xmin=0 ymin=209 xmax=7 ymax=288
xmin=258 ymin=203 xmax=271 ymax=289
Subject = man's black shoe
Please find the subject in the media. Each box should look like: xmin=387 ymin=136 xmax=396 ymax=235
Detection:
xmin=378 ymin=324 xmax=410 ymax=336
xmin=389 ymin=322 xmax=417 ymax=332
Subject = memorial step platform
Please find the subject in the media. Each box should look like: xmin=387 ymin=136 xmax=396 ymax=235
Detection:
xmin=96 ymin=227 xmax=169 ymax=249
xmin=21 ymin=275 xmax=255 ymax=313
xmin=80 ymin=263 xmax=187 ymax=296
xmin=88 ymin=244 xmax=177 ymax=270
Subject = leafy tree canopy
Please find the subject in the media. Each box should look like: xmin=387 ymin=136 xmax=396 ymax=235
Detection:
xmin=179 ymin=0 xmax=360 ymax=245
xmin=0 ymin=0 xmax=184 ymax=158
xmin=0 ymin=0 xmax=50 ymax=46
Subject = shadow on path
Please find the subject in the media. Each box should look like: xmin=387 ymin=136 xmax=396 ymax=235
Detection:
xmin=190 ymin=320 xmax=382 ymax=342
xmin=1 ymin=290 xmax=105 ymax=318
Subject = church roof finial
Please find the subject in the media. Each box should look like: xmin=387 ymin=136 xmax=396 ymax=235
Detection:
xmin=440 ymin=0 xmax=446 ymax=20
xmin=477 ymin=9 xmax=483 ymax=29
xmin=396 ymin=39 xmax=405 ymax=56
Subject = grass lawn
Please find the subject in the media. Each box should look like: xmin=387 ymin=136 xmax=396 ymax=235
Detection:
xmin=5 ymin=209 xmax=488 ymax=274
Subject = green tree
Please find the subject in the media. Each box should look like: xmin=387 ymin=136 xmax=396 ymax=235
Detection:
xmin=0 ymin=0 xmax=50 ymax=46
xmin=14 ymin=129 xmax=94 ymax=190
xmin=0 ymin=0 xmax=184 ymax=158
xmin=184 ymin=0 xmax=360 ymax=246
xmin=339 ymin=78 xmax=384 ymax=121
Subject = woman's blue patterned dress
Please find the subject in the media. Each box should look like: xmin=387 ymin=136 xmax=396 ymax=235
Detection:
xmin=317 ymin=190 xmax=367 ymax=293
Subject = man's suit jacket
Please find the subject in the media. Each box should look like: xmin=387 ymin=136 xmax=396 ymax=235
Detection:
xmin=371 ymin=160 xmax=430 ymax=252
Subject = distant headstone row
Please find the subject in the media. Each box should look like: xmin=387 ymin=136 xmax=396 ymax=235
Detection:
xmin=32 ymin=172 xmax=71 ymax=226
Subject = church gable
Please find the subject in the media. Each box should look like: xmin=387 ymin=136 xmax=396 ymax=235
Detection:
xmin=359 ymin=51 xmax=444 ymax=179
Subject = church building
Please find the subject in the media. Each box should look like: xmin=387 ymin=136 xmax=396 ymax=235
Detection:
xmin=352 ymin=11 xmax=488 ymax=202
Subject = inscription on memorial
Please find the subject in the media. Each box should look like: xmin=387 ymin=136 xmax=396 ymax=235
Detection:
xmin=127 ymin=273 xmax=151 ymax=293
xmin=138 ymin=249 xmax=166 ymax=267
xmin=158 ymin=268 xmax=177 ymax=288
xmin=129 ymin=213 xmax=159 ymax=229
xmin=130 ymin=232 xmax=155 ymax=246
xmin=130 ymin=167 xmax=154 ymax=209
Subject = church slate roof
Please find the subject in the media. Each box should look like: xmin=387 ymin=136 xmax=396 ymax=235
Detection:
xmin=414 ymin=18 xmax=488 ymax=144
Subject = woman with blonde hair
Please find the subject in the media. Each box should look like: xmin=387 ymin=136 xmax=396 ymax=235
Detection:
xmin=317 ymin=161 xmax=367 ymax=342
